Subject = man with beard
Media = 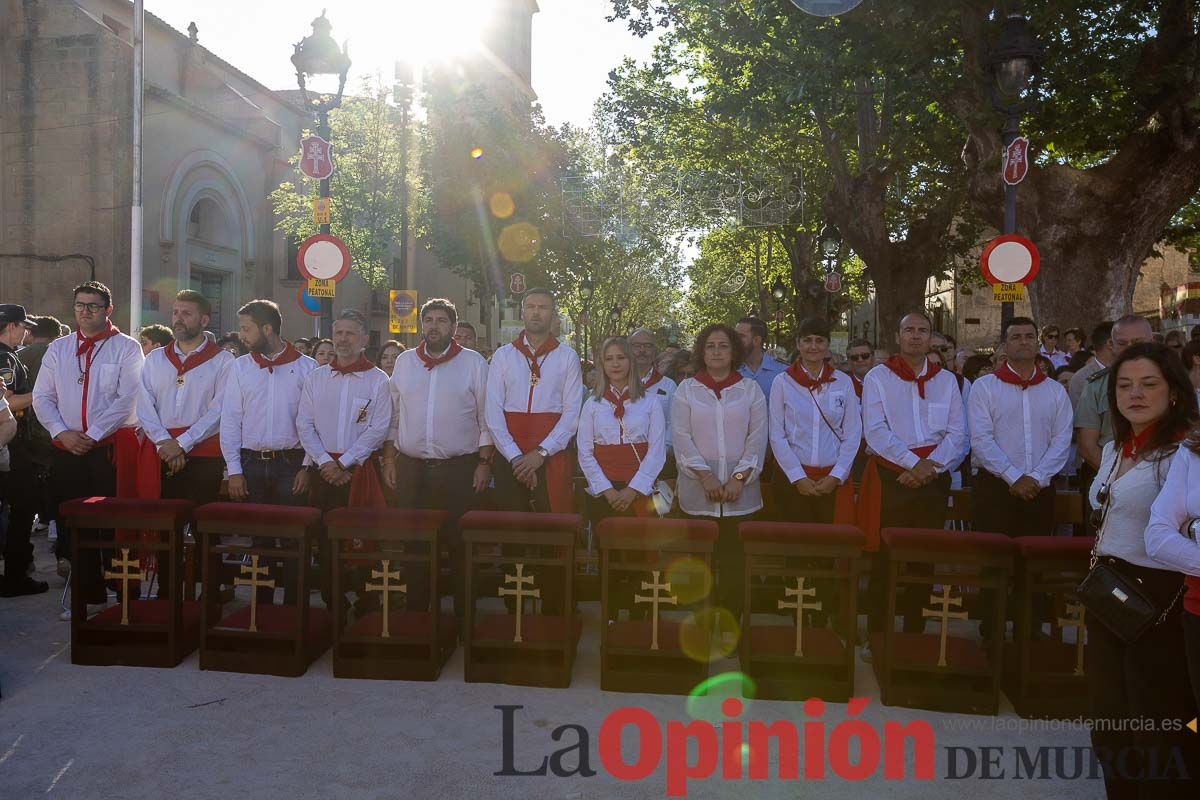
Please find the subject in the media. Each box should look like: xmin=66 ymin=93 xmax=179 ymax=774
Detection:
xmin=33 ymin=282 xmax=143 ymax=619
xmin=220 ymin=300 xmax=315 ymax=605
xmin=382 ymin=298 xmax=491 ymax=617
xmin=297 ymin=309 xmax=391 ymax=607
xmin=136 ymin=290 xmax=233 ymax=599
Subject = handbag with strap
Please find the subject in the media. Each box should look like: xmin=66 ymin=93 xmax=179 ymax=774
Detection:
xmin=622 ymin=420 xmax=673 ymax=517
xmin=1076 ymin=450 xmax=1185 ymax=644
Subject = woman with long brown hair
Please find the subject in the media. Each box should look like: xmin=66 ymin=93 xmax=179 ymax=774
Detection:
xmin=1086 ymin=342 xmax=1200 ymax=797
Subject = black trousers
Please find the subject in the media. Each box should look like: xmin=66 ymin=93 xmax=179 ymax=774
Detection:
xmin=1079 ymin=461 xmax=1099 ymax=537
xmin=393 ymin=452 xmax=479 ymax=616
xmin=1 ymin=441 xmax=37 ymax=580
xmin=493 ymin=453 xmax=563 ymax=613
xmin=688 ymin=512 xmax=756 ymax=626
xmin=52 ymin=446 xmax=117 ymax=604
xmin=1086 ymin=561 xmax=1200 ymax=798
xmin=869 ymin=469 xmax=951 ymax=634
xmin=155 ymin=457 xmax=223 ymax=599
xmin=775 ymin=485 xmax=837 ymax=625
xmin=586 ymin=483 xmax=641 ymax=620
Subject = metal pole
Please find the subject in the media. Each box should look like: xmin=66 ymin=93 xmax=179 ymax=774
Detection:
xmin=129 ymin=0 xmax=144 ymax=330
xmin=1001 ymin=108 xmax=1019 ymax=328
xmin=318 ymin=108 xmax=333 ymax=338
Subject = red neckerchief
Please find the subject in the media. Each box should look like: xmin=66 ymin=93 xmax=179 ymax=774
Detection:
xmin=251 ymin=342 xmax=302 ymax=373
xmin=603 ymin=385 xmax=630 ymax=419
xmin=75 ymin=321 xmax=118 ymax=357
xmin=415 ymin=340 xmax=463 ymax=371
xmin=1121 ymin=423 xmax=1186 ymax=461
xmin=883 ymin=354 xmax=941 ymax=399
xmin=642 ymin=367 xmax=664 ymax=390
xmin=786 ymin=360 xmax=836 ymax=390
xmin=330 ymin=354 xmax=376 ymax=375
xmin=851 ymin=373 xmax=864 ymax=399
xmin=512 ymin=334 xmax=559 ymax=381
xmin=694 ymin=370 xmax=743 ymax=400
xmin=994 ymin=361 xmax=1048 ymax=390
xmin=164 ymin=336 xmax=224 ymax=377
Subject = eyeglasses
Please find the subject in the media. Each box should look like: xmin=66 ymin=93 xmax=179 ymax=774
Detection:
xmin=1043 ymin=334 xmax=1058 ymax=339
xmin=848 ymin=353 xmax=873 ymax=362
xmin=73 ymin=302 xmax=105 ymax=313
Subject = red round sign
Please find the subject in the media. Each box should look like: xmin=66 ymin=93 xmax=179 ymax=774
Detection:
xmin=296 ymin=234 xmax=351 ymax=283
xmin=981 ymin=234 xmax=1040 ymax=285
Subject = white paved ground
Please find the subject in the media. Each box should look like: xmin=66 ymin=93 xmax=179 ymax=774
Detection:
xmin=0 ymin=540 xmax=1103 ymax=799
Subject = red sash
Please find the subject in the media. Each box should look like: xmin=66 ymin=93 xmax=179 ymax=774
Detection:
xmin=1185 ymin=577 xmax=1200 ymax=618
xmin=854 ymin=444 xmax=938 ymax=552
xmin=331 ymin=452 xmax=387 ymax=563
xmin=593 ymin=442 xmax=648 ymax=484
xmin=504 ymin=411 xmax=573 ymax=513
xmin=800 ymin=465 xmax=856 ymax=525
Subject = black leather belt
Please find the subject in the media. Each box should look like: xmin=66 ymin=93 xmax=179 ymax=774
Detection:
xmin=241 ymin=448 xmax=304 ymax=461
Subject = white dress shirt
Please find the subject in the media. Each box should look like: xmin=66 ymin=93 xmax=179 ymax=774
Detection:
xmin=672 ymin=377 xmax=768 ymax=518
xmin=485 ymin=336 xmax=582 ymax=462
xmin=297 ymin=362 xmax=392 ymax=468
xmin=389 ymin=347 xmax=492 ymax=460
xmin=136 ymin=335 xmax=234 ymax=451
xmin=967 ymin=369 xmax=1073 ymax=487
xmin=643 ymin=368 xmax=677 ymax=449
xmin=1089 ymin=442 xmax=1173 ymax=569
xmin=1145 ymin=446 xmax=1200 ymax=576
xmin=577 ymin=392 xmax=666 ymax=497
xmin=33 ymin=329 xmax=143 ymax=443
xmin=220 ymin=350 xmax=318 ymax=475
xmin=861 ymin=360 xmax=967 ymax=473
xmin=769 ymin=367 xmax=863 ymax=485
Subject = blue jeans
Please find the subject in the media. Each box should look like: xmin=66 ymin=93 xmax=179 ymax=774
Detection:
xmin=239 ymin=449 xmax=307 ymax=604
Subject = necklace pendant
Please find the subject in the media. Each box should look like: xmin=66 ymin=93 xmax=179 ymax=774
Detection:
xmin=530 ymin=375 xmax=539 ymax=387
xmin=176 ymin=375 xmax=186 ymax=387
xmin=77 ymin=374 xmax=85 ymax=385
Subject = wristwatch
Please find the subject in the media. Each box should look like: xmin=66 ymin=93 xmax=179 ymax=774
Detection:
xmin=733 ymin=470 xmax=749 ymax=483
xmin=535 ymin=447 xmax=549 ymax=459
xmin=478 ymin=453 xmax=494 ymax=466
xmin=1186 ymin=519 xmax=1199 ymax=542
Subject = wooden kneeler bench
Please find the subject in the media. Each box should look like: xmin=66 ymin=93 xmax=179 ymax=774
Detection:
xmin=739 ymin=522 xmax=864 ymax=701
xmin=598 ymin=517 xmax=717 ymax=696
xmin=195 ymin=503 xmax=330 ymax=677
xmin=325 ymin=507 xmax=455 ymax=681
xmin=461 ymin=511 xmax=581 ymax=688
xmin=872 ymin=528 xmax=1015 ymax=715
xmin=61 ymin=497 xmax=198 ymax=668
xmin=1004 ymin=536 xmax=1093 ymax=718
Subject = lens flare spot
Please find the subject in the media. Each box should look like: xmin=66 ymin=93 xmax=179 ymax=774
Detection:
xmin=686 ymin=671 xmax=756 ymax=721
xmin=679 ymin=607 xmax=739 ymax=663
xmin=665 ymin=556 xmax=712 ymax=605
xmin=497 ymin=222 xmax=541 ymax=263
xmin=470 ymin=146 xmax=484 ymax=160
xmin=489 ymin=192 xmax=515 ymax=219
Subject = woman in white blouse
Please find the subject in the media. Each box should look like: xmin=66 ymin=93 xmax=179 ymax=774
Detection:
xmin=672 ymin=323 xmax=768 ymax=627
xmin=1085 ymin=342 xmax=1200 ymax=797
xmin=769 ymin=317 xmax=861 ymax=524
xmin=577 ymin=337 xmax=667 ymax=521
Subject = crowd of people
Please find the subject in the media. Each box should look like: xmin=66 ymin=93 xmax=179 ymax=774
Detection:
xmin=1 ymin=280 xmax=1200 ymax=795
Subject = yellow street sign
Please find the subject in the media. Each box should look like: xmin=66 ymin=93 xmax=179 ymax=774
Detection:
xmin=312 ymin=196 xmax=332 ymax=225
xmin=992 ymin=282 xmax=1026 ymax=303
xmin=307 ymin=278 xmax=336 ymax=298
xmin=389 ymin=289 xmax=418 ymax=334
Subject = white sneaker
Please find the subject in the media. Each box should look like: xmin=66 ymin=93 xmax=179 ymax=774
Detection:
xmin=861 ymin=641 xmax=874 ymax=663
xmin=47 ymin=521 xmax=58 ymax=542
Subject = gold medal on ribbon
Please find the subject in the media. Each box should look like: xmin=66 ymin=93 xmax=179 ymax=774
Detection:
xmin=176 ymin=375 xmax=186 ymax=387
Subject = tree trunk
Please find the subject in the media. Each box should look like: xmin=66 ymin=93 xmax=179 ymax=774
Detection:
xmin=868 ymin=254 xmax=932 ymax=347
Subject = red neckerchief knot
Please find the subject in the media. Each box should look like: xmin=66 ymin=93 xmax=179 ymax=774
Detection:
xmin=164 ymin=335 xmax=224 ymax=377
xmin=512 ymin=334 xmax=559 ymax=381
xmin=251 ymin=342 xmax=302 ymax=373
xmin=331 ymin=355 xmax=376 ymax=375
xmin=787 ymin=360 xmax=836 ymax=390
xmin=994 ymin=361 xmax=1048 ymax=391
xmin=694 ymin=370 xmax=743 ymax=400
xmin=883 ymin=354 xmax=941 ymax=399
xmin=604 ymin=385 xmax=630 ymax=419
xmin=416 ymin=340 xmax=462 ymax=371
xmin=75 ymin=321 xmax=118 ymax=357
xmin=642 ymin=367 xmax=664 ymax=390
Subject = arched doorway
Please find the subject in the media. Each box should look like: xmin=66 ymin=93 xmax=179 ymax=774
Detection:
xmin=185 ymin=197 xmax=236 ymax=333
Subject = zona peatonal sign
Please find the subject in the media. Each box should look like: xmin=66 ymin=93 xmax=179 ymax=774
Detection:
xmin=981 ymin=234 xmax=1040 ymax=302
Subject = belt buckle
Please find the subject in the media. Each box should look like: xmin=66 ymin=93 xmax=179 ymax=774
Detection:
xmin=258 ymin=450 xmax=275 ymax=460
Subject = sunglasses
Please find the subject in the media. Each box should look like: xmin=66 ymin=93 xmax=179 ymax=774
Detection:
xmin=1090 ymin=481 xmax=1112 ymax=530
xmin=848 ymin=353 xmax=872 ymax=362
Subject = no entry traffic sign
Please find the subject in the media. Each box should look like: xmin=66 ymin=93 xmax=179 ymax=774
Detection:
xmin=981 ymin=234 xmax=1040 ymax=286
xmin=296 ymin=233 xmax=351 ymax=283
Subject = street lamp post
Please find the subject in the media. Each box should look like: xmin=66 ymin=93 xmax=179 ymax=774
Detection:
xmin=292 ymin=11 xmax=351 ymax=338
xmin=609 ymin=304 xmax=621 ymax=337
xmin=820 ymin=222 xmax=842 ymax=323
xmin=988 ymin=11 xmax=1044 ymax=329
xmin=394 ymin=59 xmax=415 ymax=331
xmin=770 ymin=276 xmax=787 ymax=346
xmin=580 ymin=275 xmax=594 ymax=361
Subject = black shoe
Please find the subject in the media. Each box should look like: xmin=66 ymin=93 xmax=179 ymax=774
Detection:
xmin=1 ymin=575 xmax=50 ymax=597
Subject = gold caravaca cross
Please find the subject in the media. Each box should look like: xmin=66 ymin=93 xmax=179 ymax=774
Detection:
xmin=1057 ymin=601 xmax=1087 ymax=676
xmin=778 ymin=576 xmax=822 ymax=657
xmin=104 ymin=548 xmax=145 ymax=626
xmin=634 ymin=570 xmax=678 ymax=651
xmin=365 ymin=559 xmax=406 ymax=638
xmin=233 ymin=555 xmax=275 ymax=633
xmin=498 ymin=563 xmax=540 ymax=643
xmin=922 ymin=584 xmax=968 ymax=667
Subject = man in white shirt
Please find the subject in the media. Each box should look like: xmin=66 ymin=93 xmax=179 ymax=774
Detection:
xmin=969 ymin=316 xmax=1073 ymax=538
xmin=383 ymin=298 xmax=492 ymax=617
xmin=860 ymin=311 xmax=967 ymax=638
xmin=33 ymin=281 xmax=144 ymax=615
xmin=136 ymin=290 xmax=233 ymax=598
xmin=485 ymin=288 xmax=582 ymax=515
xmin=297 ymin=308 xmax=391 ymax=609
xmin=221 ymin=300 xmax=315 ymax=605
